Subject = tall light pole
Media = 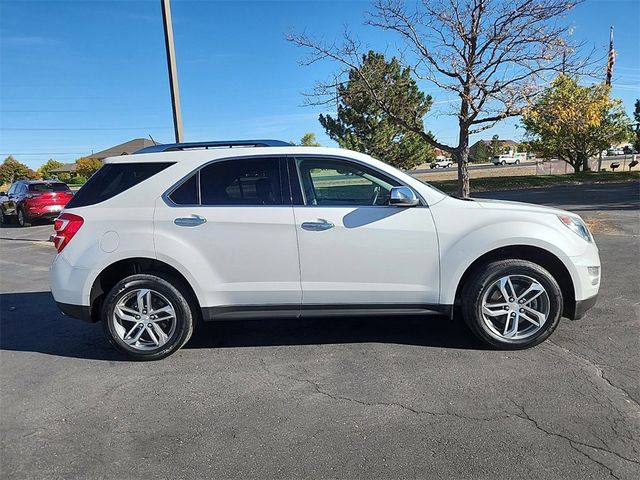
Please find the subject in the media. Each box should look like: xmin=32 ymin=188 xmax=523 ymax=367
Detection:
xmin=161 ymin=0 xmax=184 ymax=143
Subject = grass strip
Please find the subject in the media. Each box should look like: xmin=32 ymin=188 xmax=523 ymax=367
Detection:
xmin=425 ymin=171 xmax=640 ymax=194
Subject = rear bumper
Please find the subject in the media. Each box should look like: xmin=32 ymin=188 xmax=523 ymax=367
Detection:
xmin=55 ymin=301 xmax=94 ymax=322
xmin=24 ymin=203 xmax=65 ymax=219
xmin=565 ymin=293 xmax=598 ymax=320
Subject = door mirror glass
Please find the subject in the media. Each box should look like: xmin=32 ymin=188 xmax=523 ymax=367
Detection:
xmin=389 ymin=186 xmax=420 ymax=207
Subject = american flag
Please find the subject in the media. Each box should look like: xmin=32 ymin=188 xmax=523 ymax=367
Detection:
xmin=606 ymin=26 xmax=615 ymax=86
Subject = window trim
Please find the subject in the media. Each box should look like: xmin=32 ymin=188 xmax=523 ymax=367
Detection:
xmin=162 ymin=155 xmax=290 ymax=208
xmin=289 ymin=154 xmax=427 ymax=208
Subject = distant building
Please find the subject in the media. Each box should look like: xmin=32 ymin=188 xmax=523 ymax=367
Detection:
xmin=86 ymin=138 xmax=156 ymax=161
xmin=434 ymin=148 xmax=449 ymax=160
xmin=469 ymin=139 xmax=520 ymax=161
xmin=50 ymin=138 xmax=157 ymax=175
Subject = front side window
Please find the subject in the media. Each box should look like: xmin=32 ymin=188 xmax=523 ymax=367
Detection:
xmin=199 ymin=158 xmax=282 ymax=206
xmin=296 ymin=158 xmax=398 ymax=206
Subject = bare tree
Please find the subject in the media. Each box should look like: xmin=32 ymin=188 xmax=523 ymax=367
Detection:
xmin=287 ymin=0 xmax=592 ymax=197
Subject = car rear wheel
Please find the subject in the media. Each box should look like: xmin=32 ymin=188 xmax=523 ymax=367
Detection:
xmin=501 ymin=160 xmax=506 ymax=165
xmin=102 ymin=273 xmax=195 ymax=360
xmin=462 ymin=259 xmax=562 ymax=349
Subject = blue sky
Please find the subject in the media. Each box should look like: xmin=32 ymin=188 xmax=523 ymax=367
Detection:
xmin=1 ymin=0 xmax=639 ymax=169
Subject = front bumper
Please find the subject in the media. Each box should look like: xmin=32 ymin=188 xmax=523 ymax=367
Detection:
xmin=55 ymin=301 xmax=93 ymax=322
xmin=564 ymin=293 xmax=598 ymax=320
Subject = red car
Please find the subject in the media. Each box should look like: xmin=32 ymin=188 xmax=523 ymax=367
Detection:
xmin=0 ymin=180 xmax=73 ymax=227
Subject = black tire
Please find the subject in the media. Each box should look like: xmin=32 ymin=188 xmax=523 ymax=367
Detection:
xmin=102 ymin=273 xmax=196 ymax=360
xmin=17 ymin=208 xmax=30 ymax=227
xmin=461 ymin=259 xmax=563 ymax=349
xmin=0 ymin=209 xmax=6 ymax=225
xmin=515 ymin=159 xmax=520 ymax=165
xmin=501 ymin=160 xmax=506 ymax=165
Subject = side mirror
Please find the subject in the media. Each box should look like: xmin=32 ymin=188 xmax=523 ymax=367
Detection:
xmin=389 ymin=186 xmax=420 ymax=207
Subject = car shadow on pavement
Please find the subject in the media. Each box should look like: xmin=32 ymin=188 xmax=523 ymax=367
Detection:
xmin=0 ymin=292 xmax=124 ymax=361
xmin=0 ymin=292 xmax=484 ymax=360
xmin=187 ymin=314 xmax=484 ymax=351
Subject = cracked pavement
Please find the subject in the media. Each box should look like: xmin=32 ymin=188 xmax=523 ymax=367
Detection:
xmin=1 ymin=181 xmax=639 ymax=479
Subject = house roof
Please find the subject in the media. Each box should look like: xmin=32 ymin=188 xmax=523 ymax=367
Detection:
xmin=87 ymin=138 xmax=157 ymax=160
xmin=50 ymin=163 xmax=77 ymax=174
xmin=474 ymin=139 xmax=519 ymax=147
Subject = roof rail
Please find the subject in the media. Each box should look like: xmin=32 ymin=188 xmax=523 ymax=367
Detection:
xmin=134 ymin=139 xmax=292 ymax=154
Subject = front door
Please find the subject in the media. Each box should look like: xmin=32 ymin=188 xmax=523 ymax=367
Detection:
xmin=290 ymin=156 xmax=440 ymax=307
xmin=154 ymin=156 xmax=301 ymax=312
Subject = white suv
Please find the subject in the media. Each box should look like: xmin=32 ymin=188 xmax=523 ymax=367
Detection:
xmin=50 ymin=140 xmax=600 ymax=360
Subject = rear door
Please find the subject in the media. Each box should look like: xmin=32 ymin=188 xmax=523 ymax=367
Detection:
xmin=153 ymin=156 xmax=302 ymax=314
xmin=290 ymin=156 xmax=440 ymax=307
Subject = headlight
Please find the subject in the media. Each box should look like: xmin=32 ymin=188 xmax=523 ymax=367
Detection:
xmin=557 ymin=214 xmax=592 ymax=242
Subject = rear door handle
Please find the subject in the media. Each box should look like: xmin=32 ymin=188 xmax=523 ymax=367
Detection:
xmin=301 ymin=219 xmax=334 ymax=231
xmin=174 ymin=215 xmax=207 ymax=227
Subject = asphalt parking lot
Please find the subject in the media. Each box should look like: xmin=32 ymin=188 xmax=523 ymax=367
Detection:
xmin=1 ymin=181 xmax=639 ymax=480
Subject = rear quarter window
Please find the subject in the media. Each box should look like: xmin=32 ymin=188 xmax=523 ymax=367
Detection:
xmin=66 ymin=162 xmax=174 ymax=208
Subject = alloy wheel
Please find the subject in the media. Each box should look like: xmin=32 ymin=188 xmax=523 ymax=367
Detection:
xmin=111 ymin=288 xmax=177 ymax=351
xmin=481 ymin=274 xmax=551 ymax=341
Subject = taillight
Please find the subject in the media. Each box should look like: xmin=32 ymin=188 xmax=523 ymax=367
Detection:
xmin=53 ymin=213 xmax=84 ymax=253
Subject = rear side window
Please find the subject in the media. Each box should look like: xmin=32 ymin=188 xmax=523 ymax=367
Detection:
xmin=168 ymin=173 xmax=198 ymax=205
xmin=29 ymin=183 xmax=70 ymax=193
xmin=199 ymin=158 xmax=282 ymax=205
xmin=66 ymin=162 xmax=174 ymax=208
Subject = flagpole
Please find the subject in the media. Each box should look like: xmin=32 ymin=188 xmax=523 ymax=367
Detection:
xmin=606 ymin=26 xmax=614 ymax=86
xmin=599 ymin=26 xmax=615 ymax=171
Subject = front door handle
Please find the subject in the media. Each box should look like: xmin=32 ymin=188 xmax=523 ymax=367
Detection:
xmin=301 ymin=219 xmax=335 ymax=231
xmin=174 ymin=215 xmax=207 ymax=227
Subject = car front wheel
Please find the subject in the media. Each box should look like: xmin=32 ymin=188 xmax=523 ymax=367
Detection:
xmin=102 ymin=273 xmax=196 ymax=360
xmin=462 ymin=259 xmax=563 ymax=349
xmin=17 ymin=208 xmax=29 ymax=227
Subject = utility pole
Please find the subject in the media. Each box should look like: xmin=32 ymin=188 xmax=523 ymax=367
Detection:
xmin=161 ymin=0 xmax=184 ymax=143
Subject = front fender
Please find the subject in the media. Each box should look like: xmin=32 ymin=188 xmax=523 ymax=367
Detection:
xmin=437 ymin=219 xmax=586 ymax=305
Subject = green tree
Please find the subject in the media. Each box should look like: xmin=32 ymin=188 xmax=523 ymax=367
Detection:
xmin=300 ymin=132 xmax=321 ymax=146
xmin=75 ymin=157 xmax=102 ymax=178
xmin=318 ymin=51 xmax=434 ymax=170
xmin=37 ymin=159 xmax=64 ymax=179
xmin=0 ymin=156 xmax=38 ymax=185
xmin=488 ymin=135 xmax=503 ymax=158
xmin=633 ymin=99 xmax=640 ymax=152
xmin=472 ymin=141 xmax=490 ymax=163
xmin=522 ymin=75 xmax=631 ymax=172
xmin=289 ymin=0 xmax=585 ymax=196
